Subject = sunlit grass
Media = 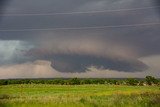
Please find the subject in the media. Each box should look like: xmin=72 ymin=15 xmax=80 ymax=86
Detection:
xmin=0 ymin=84 xmax=160 ymax=107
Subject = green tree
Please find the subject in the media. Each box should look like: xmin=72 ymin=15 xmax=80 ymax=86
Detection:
xmin=69 ymin=78 xmax=81 ymax=85
xmin=126 ymin=78 xmax=139 ymax=86
xmin=145 ymin=76 xmax=159 ymax=85
xmin=81 ymin=79 xmax=92 ymax=84
xmin=139 ymin=81 xmax=144 ymax=86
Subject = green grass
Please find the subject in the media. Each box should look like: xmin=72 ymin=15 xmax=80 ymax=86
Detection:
xmin=0 ymin=84 xmax=160 ymax=107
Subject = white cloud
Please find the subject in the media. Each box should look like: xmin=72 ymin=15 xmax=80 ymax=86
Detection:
xmin=0 ymin=40 xmax=33 ymax=64
xmin=0 ymin=40 xmax=21 ymax=61
xmin=0 ymin=60 xmax=57 ymax=79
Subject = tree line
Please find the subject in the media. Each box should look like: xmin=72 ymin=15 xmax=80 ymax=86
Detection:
xmin=0 ymin=76 xmax=159 ymax=86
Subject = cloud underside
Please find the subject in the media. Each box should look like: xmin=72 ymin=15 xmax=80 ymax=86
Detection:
xmin=0 ymin=55 xmax=159 ymax=79
xmin=0 ymin=0 xmax=160 ymax=78
xmin=50 ymin=54 xmax=148 ymax=72
xmin=0 ymin=37 xmax=148 ymax=73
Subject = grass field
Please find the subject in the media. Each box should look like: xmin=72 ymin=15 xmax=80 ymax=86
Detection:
xmin=0 ymin=84 xmax=160 ymax=107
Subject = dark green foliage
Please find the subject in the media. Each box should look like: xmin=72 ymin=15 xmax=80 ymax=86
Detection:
xmin=139 ymin=81 xmax=144 ymax=86
xmin=81 ymin=79 xmax=92 ymax=84
xmin=145 ymin=76 xmax=159 ymax=85
xmin=68 ymin=78 xmax=81 ymax=85
xmin=126 ymin=78 xmax=139 ymax=86
xmin=0 ymin=76 xmax=159 ymax=86
xmin=0 ymin=80 xmax=8 ymax=85
xmin=91 ymin=79 xmax=105 ymax=84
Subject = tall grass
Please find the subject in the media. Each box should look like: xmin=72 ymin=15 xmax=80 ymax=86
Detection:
xmin=0 ymin=84 xmax=160 ymax=107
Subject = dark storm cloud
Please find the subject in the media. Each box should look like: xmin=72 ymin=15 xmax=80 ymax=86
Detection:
xmin=0 ymin=0 xmax=9 ymax=21
xmin=0 ymin=0 xmax=9 ymax=13
xmin=0 ymin=9 xmax=159 ymax=30
xmin=19 ymin=29 xmax=149 ymax=73
xmin=153 ymin=0 xmax=160 ymax=15
xmin=0 ymin=0 xmax=159 ymax=73
xmin=50 ymin=54 xmax=148 ymax=73
xmin=0 ymin=1 xmax=5 ymax=11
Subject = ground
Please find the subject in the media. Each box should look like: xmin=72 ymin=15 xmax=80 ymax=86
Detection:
xmin=0 ymin=84 xmax=160 ymax=107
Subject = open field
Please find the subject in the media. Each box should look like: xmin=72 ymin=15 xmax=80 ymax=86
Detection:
xmin=0 ymin=84 xmax=160 ymax=107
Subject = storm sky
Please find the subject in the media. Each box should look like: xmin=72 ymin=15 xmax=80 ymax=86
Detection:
xmin=0 ymin=0 xmax=160 ymax=79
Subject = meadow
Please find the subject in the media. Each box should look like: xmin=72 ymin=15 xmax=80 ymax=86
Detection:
xmin=0 ymin=84 xmax=160 ymax=107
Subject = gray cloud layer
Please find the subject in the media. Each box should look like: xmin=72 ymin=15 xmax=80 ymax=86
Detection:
xmin=0 ymin=0 xmax=160 ymax=76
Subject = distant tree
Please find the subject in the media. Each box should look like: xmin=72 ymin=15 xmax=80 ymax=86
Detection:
xmin=81 ymin=79 xmax=92 ymax=84
xmin=0 ymin=76 xmax=159 ymax=86
xmin=139 ymin=81 xmax=144 ymax=86
xmin=69 ymin=78 xmax=81 ymax=85
xmin=112 ymin=80 xmax=118 ymax=85
xmin=145 ymin=76 xmax=159 ymax=85
xmin=0 ymin=80 xmax=8 ymax=85
xmin=91 ymin=79 xmax=105 ymax=84
xmin=52 ymin=79 xmax=65 ymax=85
xmin=126 ymin=78 xmax=139 ymax=86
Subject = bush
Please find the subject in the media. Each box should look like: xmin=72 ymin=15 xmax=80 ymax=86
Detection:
xmin=68 ymin=78 xmax=81 ymax=85
xmin=145 ymin=76 xmax=159 ymax=85
xmin=0 ymin=76 xmax=159 ymax=86
xmin=126 ymin=78 xmax=139 ymax=86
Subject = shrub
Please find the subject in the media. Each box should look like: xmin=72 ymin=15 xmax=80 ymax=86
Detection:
xmin=126 ymin=78 xmax=139 ymax=86
xmin=145 ymin=76 xmax=159 ymax=85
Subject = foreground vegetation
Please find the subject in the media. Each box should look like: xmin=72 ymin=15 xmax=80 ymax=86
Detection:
xmin=0 ymin=76 xmax=159 ymax=107
xmin=0 ymin=84 xmax=160 ymax=107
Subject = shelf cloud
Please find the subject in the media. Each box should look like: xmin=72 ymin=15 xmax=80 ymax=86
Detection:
xmin=0 ymin=0 xmax=160 ymax=78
